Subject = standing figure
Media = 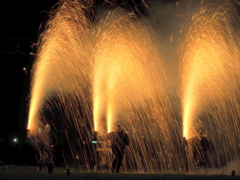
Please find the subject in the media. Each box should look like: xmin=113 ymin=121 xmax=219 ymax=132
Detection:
xmin=38 ymin=123 xmax=57 ymax=172
xmin=108 ymin=124 xmax=129 ymax=173
xmin=190 ymin=129 xmax=210 ymax=168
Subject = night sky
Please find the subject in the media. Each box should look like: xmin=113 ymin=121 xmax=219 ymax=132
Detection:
xmin=0 ymin=0 xmax=58 ymax=141
xmin=0 ymin=0 xmax=239 ymax=144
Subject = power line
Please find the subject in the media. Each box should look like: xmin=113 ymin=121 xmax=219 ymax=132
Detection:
xmin=0 ymin=37 xmax=34 ymax=56
xmin=0 ymin=43 xmax=34 ymax=56
xmin=0 ymin=36 xmax=36 ymax=41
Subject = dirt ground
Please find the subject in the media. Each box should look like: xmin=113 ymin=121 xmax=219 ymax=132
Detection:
xmin=0 ymin=166 xmax=239 ymax=180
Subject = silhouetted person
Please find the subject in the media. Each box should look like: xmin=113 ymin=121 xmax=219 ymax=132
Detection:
xmin=190 ymin=129 xmax=210 ymax=168
xmin=108 ymin=124 xmax=129 ymax=173
xmin=38 ymin=123 xmax=57 ymax=172
xmin=208 ymin=140 xmax=217 ymax=168
xmin=182 ymin=137 xmax=190 ymax=172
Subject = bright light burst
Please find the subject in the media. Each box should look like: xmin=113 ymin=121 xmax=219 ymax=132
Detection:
xmin=27 ymin=0 xmax=240 ymax=173
xmin=180 ymin=3 xmax=240 ymax=139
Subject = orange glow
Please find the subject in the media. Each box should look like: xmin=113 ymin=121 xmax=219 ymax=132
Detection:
xmin=26 ymin=0 xmax=240 ymax=172
xmin=181 ymin=4 xmax=240 ymax=139
xmin=27 ymin=0 xmax=93 ymax=134
xmin=107 ymin=88 xmax=113 ymax=133
xmin=93 ymin=11 xmax=166 ymax=135
xmin=93 ymin=97 xmax=100 ymax=131
xmin=107 ymin=110 xmax=112 ymax=133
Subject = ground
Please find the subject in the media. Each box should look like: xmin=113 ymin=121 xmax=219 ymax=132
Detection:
xmin=0 ymin=166 xmax=239 ymax=180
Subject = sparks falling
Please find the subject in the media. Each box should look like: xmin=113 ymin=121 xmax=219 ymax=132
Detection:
xmin=180 ymin=3 xmax=240 ymax=139
xmin=27 ymin=0 xmax=240 ymax=173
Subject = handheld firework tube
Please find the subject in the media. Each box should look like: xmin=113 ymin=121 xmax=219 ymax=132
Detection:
xmin=183 ymin=137 xmax=188 ymax=146
xmin=183 ymin=136 xmax=195 ymax=146
xmin=26 ymin=129 xmax=32 ymax=138
xmin=93 ymin=131 xmax=100 ymax=142
xmin=183 ymin=136 xmax=195 ymax=154
xmin=93 ymin=131 xmax=112 ymax=148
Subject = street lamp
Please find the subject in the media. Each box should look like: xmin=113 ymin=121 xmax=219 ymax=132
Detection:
xmin=13 ymin=138 xmax=18 ymax=143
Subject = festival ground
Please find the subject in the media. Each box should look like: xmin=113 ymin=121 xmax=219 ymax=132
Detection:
xmin=0 ymin=166 xmax=239 ymax=180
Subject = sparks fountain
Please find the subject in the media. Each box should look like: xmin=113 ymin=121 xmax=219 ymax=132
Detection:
xmin=26 ymin=0 xmax=240 ymax=174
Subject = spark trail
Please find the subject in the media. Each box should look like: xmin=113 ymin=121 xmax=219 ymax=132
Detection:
xmin=180 ymin=3 xmax=240 ymax=139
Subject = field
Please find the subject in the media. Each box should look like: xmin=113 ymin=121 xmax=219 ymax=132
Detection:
xmin=0 ymin=166 xmax=239 ymax=180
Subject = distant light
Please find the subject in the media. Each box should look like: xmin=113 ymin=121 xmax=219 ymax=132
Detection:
xmin=13 ymin=138 xmax=18 ymax=143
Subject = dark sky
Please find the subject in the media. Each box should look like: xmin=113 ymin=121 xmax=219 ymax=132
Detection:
xmin=0 ymin=0 xmax=239 ymax=141
xmin=0 ymin=0 xmax=58 ymax=139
